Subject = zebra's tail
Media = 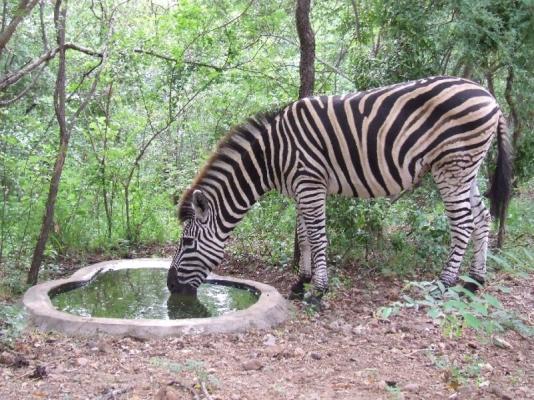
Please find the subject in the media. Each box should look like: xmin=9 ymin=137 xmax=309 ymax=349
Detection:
xmin=487 ymin=111 xmax=513 ymax=231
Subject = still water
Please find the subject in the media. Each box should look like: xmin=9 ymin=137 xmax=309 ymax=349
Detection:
xmin=51 ymin=268 xmax=259 ymax=319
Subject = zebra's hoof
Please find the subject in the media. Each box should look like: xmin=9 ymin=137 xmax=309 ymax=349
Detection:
xmin=288 ymin=278 xmax=311 ymax=300
xmin=463 ymin=276 xmax=485 ymax=293
xmin=427 ymin=280 xmax=450 ymax=299
xmin=302 ymin=288 xmax=326 ymax=311
xmin=288 ymin=290 xmax=304 ymax=301
xmin=303 ymin=294 xmax=323 ymax=311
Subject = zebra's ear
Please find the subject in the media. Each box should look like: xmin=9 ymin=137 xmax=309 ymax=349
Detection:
xmin=192 ymin=189 xmax=209 ymax=221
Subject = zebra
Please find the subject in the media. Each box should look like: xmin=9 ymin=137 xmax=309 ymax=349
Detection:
xmin=167 ymin=76 xmax=512 ymax=303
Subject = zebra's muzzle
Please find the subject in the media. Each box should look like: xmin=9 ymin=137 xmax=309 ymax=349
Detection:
xmin=167 ymin=267 xmax=198 ymax=296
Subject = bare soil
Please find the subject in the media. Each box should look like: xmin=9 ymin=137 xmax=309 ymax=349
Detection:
xmin=1 ymin=257 xmax=532 ymax=400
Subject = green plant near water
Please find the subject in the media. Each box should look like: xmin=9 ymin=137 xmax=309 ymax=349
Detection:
xmin=0 ymin=303 xmax=27 ymax=348
xmin=150 ymin=357 xmax=219 ymax=390
xmin=376 ymin=248 xmax=534 ymax=339
xmin=427 ymin=352 xmax=488 ymax=390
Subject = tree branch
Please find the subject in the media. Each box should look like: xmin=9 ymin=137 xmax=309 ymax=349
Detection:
xmin=0 ymin=64 xmax=43 ymax=106
xmin=263 ymin=33 xmax=353 ymax=83
xmin=133 ymin=48 xmax=224 ymax=71
xmin=0 ymin=43 xmax=103 ymax=91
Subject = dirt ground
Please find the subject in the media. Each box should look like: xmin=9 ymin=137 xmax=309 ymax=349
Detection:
xmin=1 ymin=257 xmax=533 ymax=400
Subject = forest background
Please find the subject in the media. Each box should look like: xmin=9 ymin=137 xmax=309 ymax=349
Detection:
xmin=0 ymin=0 xmax=533 ymax=297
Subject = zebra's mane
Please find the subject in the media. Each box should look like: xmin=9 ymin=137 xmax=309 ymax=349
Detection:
xmin=178 ymin=108 xmax=283 ymax=222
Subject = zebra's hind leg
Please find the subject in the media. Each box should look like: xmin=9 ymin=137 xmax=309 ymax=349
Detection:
xmin=288 ymin=210 xmax=312 ymax=300
xmin=464 ymin=181 xmax=490 ymax=292
xmin=434 ymin=170 xmax=475 ymax=288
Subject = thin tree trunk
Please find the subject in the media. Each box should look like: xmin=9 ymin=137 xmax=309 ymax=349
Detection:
xmin=27 ymin=0 xmax=67 ymax=285
xmin=0 ymin=0 xmax=39 ymax=56
xmin=102 ymin=82 xmax=113 ymax=239
xmin=504 ymin=65 xmax=522 ymax=149
xmin=485 ymin=70 xmax=495 ymax=96
xmin=295 ymin=0 xmax=315 ymax=98
xmin=350 ymin=0 xmax=361 ymax=42
xmin=292 ymin=0 xmax=315 ymax=269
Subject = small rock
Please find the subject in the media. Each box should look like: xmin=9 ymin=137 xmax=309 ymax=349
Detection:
xmin=29 ymin=365 xmax=47 ymax=380
xmin=293 ymin=347 xmax=305 ymax=357
xmin=263 ymin=334 xmax=276 ymax=346
xmin=310 ymin=352 xmax=322 ymax=360
xmin=328 ymin=320 xmax=341 ymax=332
xmin=489 ymin=385 xmax=513 ymax=400
xmin=481 ymin=363 xmax=494 ymax=373
xmin=155 ymin=386 xmax=181 ymax=400
xmin=12 ymin=355 xmax=29 ymax=368
xmin=86 ymin=340 xmax=98 ymax=351
xmin=0 ymin=351 xmax=15 ymax=366
xmin=76 ymin=357 xmax=89 ymax=367
xmin=98 ymin=341 xmax=112 ymax=353
xmin=467 ymin=342 xmax=478 ymax=349
xmin=493 ymin=336 xmax=513 ymax=350
xmin=340 ymin=323 xmax=353 ymax=335
xmin=352 ymin=325 xmax=366 ymax=335
xmin=265 ymin=345 xmax=284 ymax=358
xmin=403 ymin=383 xmax=419 ymax=392
xmin=242 ymin=359 xmax=263 ymax=371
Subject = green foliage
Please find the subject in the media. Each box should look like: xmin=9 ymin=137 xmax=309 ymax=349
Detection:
xmin=231 ymin=192 xmax=296 ymax=267
xmin=0 ymin=0 xmax=533 ymax=297
xmin=0 ymin=303 xmax=27 ymax=348
xmin=151 ymin=357 xmax=219 ymax=389
xmin=427 ymin=351 xmax=487 ymax=390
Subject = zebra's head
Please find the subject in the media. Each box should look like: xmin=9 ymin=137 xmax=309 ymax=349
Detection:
xmin=167 ymin=189 xmax=224 ymax=296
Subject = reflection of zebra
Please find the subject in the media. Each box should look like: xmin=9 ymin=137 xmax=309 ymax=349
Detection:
xmin=167 ymin=76 xmax=512 ymax=302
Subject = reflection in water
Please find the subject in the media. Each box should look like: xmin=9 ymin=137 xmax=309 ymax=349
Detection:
xmin=167 ymin=294 xmax=211 ymax=319
xmin=51 ymin=268 xmax=258 ymax=320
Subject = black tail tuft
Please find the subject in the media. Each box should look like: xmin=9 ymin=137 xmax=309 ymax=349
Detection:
xmin=487 ymin=112 xmax=513 ymax=237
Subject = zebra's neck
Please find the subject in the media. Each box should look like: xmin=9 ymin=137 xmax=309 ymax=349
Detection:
xmin=188 ymin=114 xmax=280 ymax=237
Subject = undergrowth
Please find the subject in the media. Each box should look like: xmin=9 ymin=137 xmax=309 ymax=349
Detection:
xmin=376 ymin=249 xmax=534 ymax=340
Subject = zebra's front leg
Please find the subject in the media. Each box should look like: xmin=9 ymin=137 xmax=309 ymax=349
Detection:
xmin=300 ymin=188 xmax=329 ymax=306
xmin=288 ymin=211 xmax=312 ymax=300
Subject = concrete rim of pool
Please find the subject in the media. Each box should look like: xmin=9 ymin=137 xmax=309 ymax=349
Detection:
xmin=23 ymin=258 xmax=291 ymax=338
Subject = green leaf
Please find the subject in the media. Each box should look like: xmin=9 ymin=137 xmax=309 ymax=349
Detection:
xmin=463 ymin=313 xmax=481 ymax=330
xmin=459 ymin=275 xmax=482 ymax=287
xmin=427 ymin=307 xmax=441 ymax=319
xmin=443 ymin=299 xmax=467 ymax=312
xmin=483 ymin=294 xmax=502 ymax=309
xmin=470 ymin=301 xmax=488 ymax=316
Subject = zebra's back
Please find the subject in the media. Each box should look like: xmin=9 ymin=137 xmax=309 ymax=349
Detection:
xmin=281 ymin=76 xmax=500 ymax=199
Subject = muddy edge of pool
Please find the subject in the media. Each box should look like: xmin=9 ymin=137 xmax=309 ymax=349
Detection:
xmin=23 ymin=258 xmax=292 ymax=338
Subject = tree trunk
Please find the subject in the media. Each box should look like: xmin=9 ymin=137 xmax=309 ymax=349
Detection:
xmin=295 ymin=0 xmax=315 ymax=99
xmin=504 ymin=65 xmax=522 ymax=149
xmin=0 ymin=0 xmax=39 ymax=56
xmin=292 ymin=0 xmax=315 ymax=269
xmin=27 ymin=0 xmax=67 ymax=285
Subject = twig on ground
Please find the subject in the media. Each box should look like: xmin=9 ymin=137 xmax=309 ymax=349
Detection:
xmin=201 ymin=382 xmax=213 ymax=400
xmin=98 ymin=387 xmax=129 ymax=400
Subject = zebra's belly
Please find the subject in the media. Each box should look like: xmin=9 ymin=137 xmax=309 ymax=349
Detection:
xmin=329 ymin=162 xmax=427 ymax=199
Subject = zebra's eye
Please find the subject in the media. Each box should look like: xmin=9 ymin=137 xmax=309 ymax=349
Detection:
xmin=182 ymin=237 xmax=195 ymax=248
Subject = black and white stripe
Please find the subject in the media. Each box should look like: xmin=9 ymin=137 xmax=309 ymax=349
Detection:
xmin=168 ymin=76 xmax=512 ymax=296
